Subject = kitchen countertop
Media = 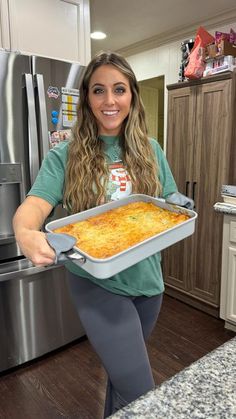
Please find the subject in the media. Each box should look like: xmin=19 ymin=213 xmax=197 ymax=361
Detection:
xmin=214 ymin=202 xmax=236 ymax=215
xmin=109 ymin=336 xmax=236 ymax=419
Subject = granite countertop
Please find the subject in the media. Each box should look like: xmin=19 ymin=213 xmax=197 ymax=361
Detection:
xmin=214 ymin=202 xmax=236 ymax=215
xmin=109 ymin=337 xmax=236 ymax=419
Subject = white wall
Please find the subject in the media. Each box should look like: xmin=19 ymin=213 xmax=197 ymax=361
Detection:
xmin=126 ymin=21 xmax=236 ymax=150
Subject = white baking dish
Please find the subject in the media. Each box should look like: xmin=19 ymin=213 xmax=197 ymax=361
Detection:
xmin=45 ymin=194 xmax=197 ymax=279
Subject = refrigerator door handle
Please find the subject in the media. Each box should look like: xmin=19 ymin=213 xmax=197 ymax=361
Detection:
xmin=0 ymin=259 xmax=60 ymax=282
xmin=25 ymin=73 xmax=39 ymax=185
xmin=35 ymin=73 xmax=50 ymax=159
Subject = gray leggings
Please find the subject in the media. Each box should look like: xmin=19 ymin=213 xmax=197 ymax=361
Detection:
xmin=67 ymin=273 xmax=163 ymax=418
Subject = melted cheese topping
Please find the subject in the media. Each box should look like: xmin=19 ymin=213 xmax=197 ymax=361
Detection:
xmin=54 ymin=201 xmax=190 ymax=259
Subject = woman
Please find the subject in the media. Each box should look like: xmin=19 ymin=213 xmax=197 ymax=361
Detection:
xmin=13 ymin=51 xmax=179 ymax=417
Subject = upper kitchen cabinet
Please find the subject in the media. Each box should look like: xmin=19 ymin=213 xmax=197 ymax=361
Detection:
xmin=0 ymin=0 xmax=11 ymax=49
xmin=0 ymin=0 xmax=91 ymax=64
xmin=163 ymin=71 xmax=236 ymax=316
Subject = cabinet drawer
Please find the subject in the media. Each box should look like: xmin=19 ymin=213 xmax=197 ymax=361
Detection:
xmin=230 ymin=221 xmax=236 ymax=243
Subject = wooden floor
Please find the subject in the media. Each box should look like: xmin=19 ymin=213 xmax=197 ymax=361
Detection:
xmin=0 ymin=295 xmax=235 ymax=419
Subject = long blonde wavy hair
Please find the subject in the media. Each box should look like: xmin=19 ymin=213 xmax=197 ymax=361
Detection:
xmin=64 ymin=51 xmax=162 ymax=213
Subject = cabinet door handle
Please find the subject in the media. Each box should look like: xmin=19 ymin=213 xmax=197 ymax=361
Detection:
xmin=192 ymin=181 xmax=197 ymax=201
xmin=185 ymin=181 xmax=190 ymax=197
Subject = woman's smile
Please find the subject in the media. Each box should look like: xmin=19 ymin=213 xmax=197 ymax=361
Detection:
xmin=102 ymin=110 xmax=119 ymax=116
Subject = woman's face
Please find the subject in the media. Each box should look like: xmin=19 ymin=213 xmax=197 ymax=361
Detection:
xmin=88 ymin=64 xmax=132 ymax=136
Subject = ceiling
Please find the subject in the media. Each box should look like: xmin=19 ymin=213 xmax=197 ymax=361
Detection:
xmin=89 ymin=0 xmax=236 ymax=57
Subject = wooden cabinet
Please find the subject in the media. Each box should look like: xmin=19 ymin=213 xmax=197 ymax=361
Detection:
xmin=163 ymin=72 xmax=236 ymax=316
xmin=220 ymin=215 xmax=236 ymax=331
xmin=0 ymin=0 xmax=91 ymax=64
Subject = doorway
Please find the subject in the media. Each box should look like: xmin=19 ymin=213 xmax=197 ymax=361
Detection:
xmin=138 ymin=76 xmax=164 ymax=149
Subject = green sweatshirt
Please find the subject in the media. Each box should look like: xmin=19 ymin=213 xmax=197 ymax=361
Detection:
xmin=28 ymin=136 xmax=177 ymax=296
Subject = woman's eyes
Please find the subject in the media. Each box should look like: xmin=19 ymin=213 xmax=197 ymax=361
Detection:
xmin=115 ymin=86 xmax=126 ymax=94
xmin=93 ymin=87 xmax=104 ymax=94
xmin=92 ymin=86 xmax=126 ymax=95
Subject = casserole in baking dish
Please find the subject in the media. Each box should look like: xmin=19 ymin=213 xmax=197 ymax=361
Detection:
xmin=53 ymin=201 xmax=190 ymax=259
xmin=45 ymin=194 xmax=197 ymax=279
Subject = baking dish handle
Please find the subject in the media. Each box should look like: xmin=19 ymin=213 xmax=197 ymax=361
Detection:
xmin=46 ymin=233 xmax=86 ymax=265
xmin=166 ymin=192 xmax=194 ymax=210
xmin=65 ymin=252 xmax=86 ymax=264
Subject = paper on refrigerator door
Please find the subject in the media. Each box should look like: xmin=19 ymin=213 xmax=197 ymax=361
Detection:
xmin=61 ymin=88 xmax=79 ymax=128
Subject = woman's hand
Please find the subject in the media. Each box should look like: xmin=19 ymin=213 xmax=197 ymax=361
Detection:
xmin=13 ymin=196 xmax=56 ymax=267
xmin=16 ymin=229 xmax=56 ymax=267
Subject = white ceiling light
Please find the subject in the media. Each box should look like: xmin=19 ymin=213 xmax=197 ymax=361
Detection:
xmin=91 ymin=31 xmax=107 ymax=40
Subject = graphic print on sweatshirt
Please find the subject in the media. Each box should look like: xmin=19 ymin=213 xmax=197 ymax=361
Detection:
xmin=107 ymin=162 xmax=132 ymax=201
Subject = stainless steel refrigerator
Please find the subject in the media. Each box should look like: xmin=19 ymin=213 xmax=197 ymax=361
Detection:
xmin=0 ymin=49 xmax=86 ymax=373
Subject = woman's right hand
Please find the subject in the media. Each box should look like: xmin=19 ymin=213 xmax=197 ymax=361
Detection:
xmin=16 ymin=229 xmax=56 ymax=267
xmin=13 ymin=196 xmax=56 ymax=267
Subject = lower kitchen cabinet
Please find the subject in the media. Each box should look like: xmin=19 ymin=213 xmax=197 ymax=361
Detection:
xmin=220 ymin=214 xmax=236 ymax=331
xmin=162 ymin=71 xmax=236 ymax=316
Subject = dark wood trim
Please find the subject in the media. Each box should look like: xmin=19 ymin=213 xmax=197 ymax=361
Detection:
xmin=165 ymin=286 xmax=220 ymax=317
